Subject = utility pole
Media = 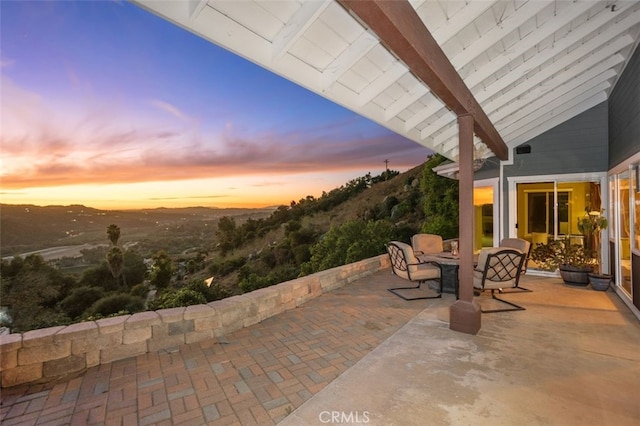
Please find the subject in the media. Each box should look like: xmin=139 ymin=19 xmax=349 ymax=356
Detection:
xmin=384 ymin=159 xmax=389 ymax=172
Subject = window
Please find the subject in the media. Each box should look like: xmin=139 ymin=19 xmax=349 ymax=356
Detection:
xmin=525 ymin=190 xmax=569 ymax=235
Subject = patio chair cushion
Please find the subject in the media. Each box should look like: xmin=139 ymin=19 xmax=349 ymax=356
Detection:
xmin=388 ymin=241 xmax=440 ymax=280
xmin=500 ymin=238 xmax=532 ymax=273
xmin=411 ymin=234 xmax=444 ymax=255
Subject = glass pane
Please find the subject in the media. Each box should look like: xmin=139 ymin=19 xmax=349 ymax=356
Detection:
xmin=518 ymin=182 xmax=553 ymax=246
xmin=473 ymin=186 xmax=494 ymax=252
xmin=557 ymin=192 xmax=570 ymax=235
xmin=529 ymin=192 xmax=548 ymax=233
xmin=619 ymin=171 xmax=631 ymax=295
xmin=635 ymin=169 xmax=640 ymax=252
xmin=609 ymin=175 xmax=616 ymax=240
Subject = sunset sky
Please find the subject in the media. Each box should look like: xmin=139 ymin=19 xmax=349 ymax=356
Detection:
xmin=0 ymin=0 xmax=431 ymax=210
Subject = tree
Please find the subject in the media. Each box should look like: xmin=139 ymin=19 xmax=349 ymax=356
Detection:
xmin=149 ymin=250 xmax=174 ymax=290
xmin=301 ymin=220 xmax=394 ymax=274
xmin=106 ymin=224 xmax=121 ymax=246
xmin=106 ymin=247 xmax=125 ymax=288
xmin=79 ymin=262 xmax=121 ymax=292
xmin=123 ymin=249 xmax=147 ymax=287
xmin=216 ymin=216 xmax=240 ymax=256
xmin=60 ymin=287 xmax=104 ymax=319
xmin=105 ymin=224 xmax=127 ymax=289
xmin=0 ymin=255 xmax=73 ymax=332
xmin=421 ymin=154 xmax=459 ymax=239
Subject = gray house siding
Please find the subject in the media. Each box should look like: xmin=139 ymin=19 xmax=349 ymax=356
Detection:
xmin=496 ymin=100 xmax=609 ymax=237
xmin=503 ymin=101 xmax=609 ymax=178
xmin=609 ymin=45 xmax=640 ymax=168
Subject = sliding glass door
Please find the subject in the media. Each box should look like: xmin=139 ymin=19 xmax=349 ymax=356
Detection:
xmin=609 ymin=162 xmax=639 ymax=313
xmin=514 ymin=178 xmax=604 ymax=271
xmin=616 ymin=170 xmax=632 ymax=295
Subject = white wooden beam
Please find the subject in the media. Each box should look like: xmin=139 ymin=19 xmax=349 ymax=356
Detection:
xmin=272 ymin=1 xmax=331 ymax=61
xmin=449 ymin=0 xmax=549 ymax=69
xmin=322 ymin=29 xmax=379 ymax=90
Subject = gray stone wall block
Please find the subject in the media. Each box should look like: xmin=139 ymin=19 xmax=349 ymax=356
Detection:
xmin=85 ymin=350 xmax=100 ymax=369
xmin=271 ymin=282 xmax=297 ymax=310
xmin=101 ymin=341 xmax=147 ymax=364
xmin=22 ymin=326 xmax=66 ymax=348
xmin=2 ymin=363 xmax=43 ymax=388
xmin=168 ymin=320 xmax=194 ymax=336
xmin=1 ymin=347 xmax=17 ymax=371
xmin=72 ymin=331 xmax=122 ymax=355
xmin=157 ymin=307 xmax=185 ymax=324
xmin=43 ymin=354 xmax=86 ymax=378
xmin=147 ymin=331 xmax=184 ymax=353
xmin=185 ymin=329 xmax=214 ymax=344
xmin=55 ymin=321 xmax=98 ymax=342
xmin=184 ymin=304 xmax=215 ymax=320
xmin=122 ymin=327 xmax=152 ymax=345
xmin=193 ymin=314 xmax=222 ymax=332
xmin=96 ymin=315 xmax=130 ymax=335
xmin=125 ymin=311 xmax=161 ymax=329
xmin=0 ymin=333 xmax=22 ymax=352
xmin=284 ymin=278 xmax=312 ymax=306
xmin=217 ymin=296 xmax=252 ymax=328
xmin=244 ymin=288 xmax=284 ymax=323
xmin=18 ymin=340 xmax=71 ymax=365
xmin=0 ymin=334 xmax=21 ymax=372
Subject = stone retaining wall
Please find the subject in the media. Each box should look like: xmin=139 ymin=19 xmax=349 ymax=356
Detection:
xmin=0 ymin=255 xmax=390 ymax=388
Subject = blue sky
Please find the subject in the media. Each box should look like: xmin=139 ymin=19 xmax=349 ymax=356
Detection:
xmin=0 ymin=0 xmax=431 ymax=209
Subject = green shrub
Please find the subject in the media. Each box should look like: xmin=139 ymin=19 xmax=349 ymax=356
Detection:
xmin=89 ymin=294 xmax=145 ymax=317
xmin=292 ymin=244 xmax=311 ymax=265
xmin=60 ymin=286 xmax=104 ymax=319
xmin=209 ymin=257 xmax=246 ymax=276
xmin=239 ymin=266 xmax=298 ymax=293
xmin=150 ymin=288 xmax=206 ymax=309
xmin=301 ymin=219 xmax=394 ymax=274
xmin=130 ymin=283 xmax=150 ymax=298
xmin=185 ymin=278 xmax=229 ymax=302
xmin=421 ymin=154 xmax=459 ymax=239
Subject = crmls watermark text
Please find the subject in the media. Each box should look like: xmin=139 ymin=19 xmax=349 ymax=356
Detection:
xmin=318 ymin=411 xmax=370 ymax=424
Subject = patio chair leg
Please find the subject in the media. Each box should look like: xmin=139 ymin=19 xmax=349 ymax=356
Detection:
xmin=387 ymin=281 xmax=442 ymax=301
xmin=480 ymin=289 xmax=526 ymax=313
xmin=499 ymin=285 xmax=532 ymax=294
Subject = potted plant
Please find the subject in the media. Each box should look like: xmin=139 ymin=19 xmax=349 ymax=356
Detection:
xmin=531 ymin=237 xmax=592 ymax=285
xmin=577 ymin=208 xmax=610 ymax=291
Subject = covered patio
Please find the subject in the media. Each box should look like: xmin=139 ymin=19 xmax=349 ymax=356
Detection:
xmin=130 ymin=0 xmax=640 ymax=331
xmin=2 ymin=271 xmax=639 ymax=425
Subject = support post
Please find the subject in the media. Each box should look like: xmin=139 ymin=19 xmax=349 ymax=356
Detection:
xmin=450 ymin=114 xmax=481 ymax=334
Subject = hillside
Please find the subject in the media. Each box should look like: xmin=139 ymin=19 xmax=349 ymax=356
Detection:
xmin=1 ymin=164 xmax=426 ymax=260
xmin=0 ymin=204 xmax=275 ymax=258
xmin=1 ymin=164 xmax=433 ymax=332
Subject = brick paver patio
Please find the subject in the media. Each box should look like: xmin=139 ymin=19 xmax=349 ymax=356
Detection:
xmin=0 ymin=270 xmax=428 ymax=425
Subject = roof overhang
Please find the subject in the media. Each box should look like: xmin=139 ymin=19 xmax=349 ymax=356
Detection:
xmin=132 ymin=0 xmax=640 ymax=164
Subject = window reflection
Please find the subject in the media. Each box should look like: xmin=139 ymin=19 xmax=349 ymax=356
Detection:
xmin=619 ymin=171 xmax=631 ymax=295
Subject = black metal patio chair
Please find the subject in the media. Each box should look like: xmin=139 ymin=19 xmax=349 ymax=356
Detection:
xmin=386 ymin=241 xmax=442 ymax=301
xmin=473 ymin=248 xmax=527 ymax=313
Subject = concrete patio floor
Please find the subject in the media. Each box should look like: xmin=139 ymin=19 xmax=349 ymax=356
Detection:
xmin=1 ymin=271 xmax=639 ymax=425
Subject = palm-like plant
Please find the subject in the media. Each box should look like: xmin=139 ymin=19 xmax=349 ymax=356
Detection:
xmin=577 ymin=208 xmax=608 ymax=275
xmin=107 ymin=224 xmax=121 ymax=246
xmin=106 ymin=247 xmax=124 ymax=280
xmin=106 ymin=224 xmax=127 ymax=288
